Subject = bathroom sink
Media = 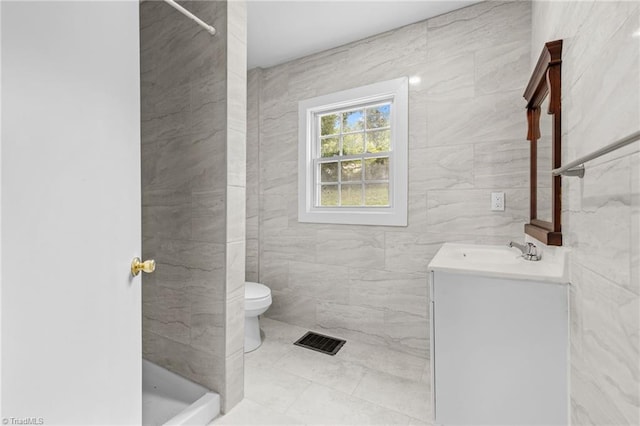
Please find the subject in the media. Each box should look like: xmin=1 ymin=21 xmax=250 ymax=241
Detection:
xmin=428 ymin=243 xmax=569 ymax=283
xmin=450 ymin=245 xmax=522 ymax=265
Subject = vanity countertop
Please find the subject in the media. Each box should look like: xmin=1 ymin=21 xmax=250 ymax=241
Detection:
xmin=428 ymin=243 xmax=569 ymax=284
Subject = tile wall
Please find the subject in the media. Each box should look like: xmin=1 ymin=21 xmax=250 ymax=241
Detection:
xmin=140 ymin=0 xmax=246 ymax=412
xmin=532 ymin=1 xmax=640 ymax=424
xmin=246 ymin=1 xmax=532 ymax=360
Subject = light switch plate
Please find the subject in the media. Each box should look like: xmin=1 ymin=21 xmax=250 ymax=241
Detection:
xmin=491 ymin=192 xmax=505 ymax=211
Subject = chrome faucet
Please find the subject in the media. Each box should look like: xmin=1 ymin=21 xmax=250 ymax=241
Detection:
xmin=508 ymin=241 xmax=541 ymax=261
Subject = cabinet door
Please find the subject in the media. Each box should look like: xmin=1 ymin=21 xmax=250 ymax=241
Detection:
xmin=432 ymin=272 xmax=567 ymax=425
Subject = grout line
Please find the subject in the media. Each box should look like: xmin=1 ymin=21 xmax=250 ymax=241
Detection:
xmin=349 ymin=368 xmax=368 ymax=396
xmin=280 ymin=379 xmax=313 ymax=415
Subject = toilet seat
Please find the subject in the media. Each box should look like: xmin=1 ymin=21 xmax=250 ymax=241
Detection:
xmin=245 ymin=281 xmax=270 ymax=299
xmin=245 ymin=281 xmax=272 ymax=312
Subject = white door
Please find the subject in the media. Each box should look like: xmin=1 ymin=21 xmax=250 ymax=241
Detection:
xmin=1 ymin=1 xmax=142 ymax=424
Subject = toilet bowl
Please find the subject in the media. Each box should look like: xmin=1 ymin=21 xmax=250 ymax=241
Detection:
xmin=244 ymin=281 xmax=272 ymax=353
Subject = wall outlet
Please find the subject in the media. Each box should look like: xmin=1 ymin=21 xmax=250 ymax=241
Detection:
xmin=491 ymin=192 xmax=505 ymax=211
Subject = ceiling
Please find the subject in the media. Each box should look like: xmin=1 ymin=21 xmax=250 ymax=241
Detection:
xmin=247 ymin=0 xmax=481 ymax=69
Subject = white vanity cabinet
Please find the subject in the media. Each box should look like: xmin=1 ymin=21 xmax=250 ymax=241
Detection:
xmin=429 ymin=244 xmax=569 ymax=426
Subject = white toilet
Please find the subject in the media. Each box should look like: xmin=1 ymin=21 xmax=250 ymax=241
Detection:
xmin=244 ymin=281 xmax=272 ymax=353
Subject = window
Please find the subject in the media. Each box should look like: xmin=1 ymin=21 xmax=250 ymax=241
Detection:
xmin=298 ymin=78 xmax=408 ymax=226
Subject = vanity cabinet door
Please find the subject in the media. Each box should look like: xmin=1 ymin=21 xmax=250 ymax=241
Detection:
xmin=431 ymin=272 xmax=568 ymax=425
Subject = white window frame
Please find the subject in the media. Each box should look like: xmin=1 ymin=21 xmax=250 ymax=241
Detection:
xmin=298 ymin=77 xmax=408 ymax=226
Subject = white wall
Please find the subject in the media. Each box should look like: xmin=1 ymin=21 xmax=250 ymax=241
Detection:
xmin=531 ymin=1 xmax=639 ymax=424
xmin=1 ymin=1 xmax=141 ymax=423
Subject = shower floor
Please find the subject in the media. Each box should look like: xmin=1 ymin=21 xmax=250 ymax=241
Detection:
xmin=143 ymin=359 xmax=220 ymax=425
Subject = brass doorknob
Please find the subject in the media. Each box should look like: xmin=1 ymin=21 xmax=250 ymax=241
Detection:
xmin=131 ymin=257 xmax=156 ymax=276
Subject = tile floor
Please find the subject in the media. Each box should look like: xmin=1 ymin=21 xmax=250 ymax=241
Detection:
xmin=212 ymin=318 xmax=432 ymax=425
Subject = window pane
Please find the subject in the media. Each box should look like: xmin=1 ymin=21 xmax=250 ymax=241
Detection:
xmin=343 ymin=133 xmax=364 ymax=155
xmin=365 ymin=183 xmax=389 ymax=206
xmin=320 ymin=162 xmax=338 ymax=182
xmin=341 ymin=184 xmax=362 ymax=206
xmin=321 ymin=136 xmax=340 ymax=157
xmin=365 ymin=157 xmax=389 ymax=180
xmin=341 ymin=160 xmax=362 ymax=182
xmin=366 ymin=104 xmax=390 ymax=129
xmin=342 ymin=110 xmax=364 ymax=133
xmin=320 ymin=185 xmax=338 ymax=206
xmin=366 ymin=129 xmax=391 ymax=153
xmin=320 ymin=113 xmax=340 ymax=136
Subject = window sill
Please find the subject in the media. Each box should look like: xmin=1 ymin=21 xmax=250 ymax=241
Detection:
xmin=298 ymin=207 xmax=407 ymax=227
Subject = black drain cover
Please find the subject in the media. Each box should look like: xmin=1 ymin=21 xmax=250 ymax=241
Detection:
xmin=294 ymin=331 xmax=346 ymax=356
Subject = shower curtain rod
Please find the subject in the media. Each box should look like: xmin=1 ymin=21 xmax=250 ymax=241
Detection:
xmin=164 ymin=0 xmax=217 ymax=36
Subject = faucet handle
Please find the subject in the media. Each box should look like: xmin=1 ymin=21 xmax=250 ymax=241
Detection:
xmin=524 ymin=243 xmax=541 ymax=261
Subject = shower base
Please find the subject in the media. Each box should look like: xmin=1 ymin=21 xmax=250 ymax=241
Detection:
xmin=142 ymin=359 xmax=220 ymax=425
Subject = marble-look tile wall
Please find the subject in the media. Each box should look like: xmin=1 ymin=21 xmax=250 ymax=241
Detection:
xmin=246 ymin=68 xmax=261 ymax=282
xmin=246 ymin=1 xmax=532 ymax=359
xmin=532 ymin=1 xmax=640 ymax=424
xmin=141 ymin=0 xmax=246 ymax=413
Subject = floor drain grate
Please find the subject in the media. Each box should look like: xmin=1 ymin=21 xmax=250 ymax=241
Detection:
xmin=294 ymin=331 xmax=346 ymax=356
